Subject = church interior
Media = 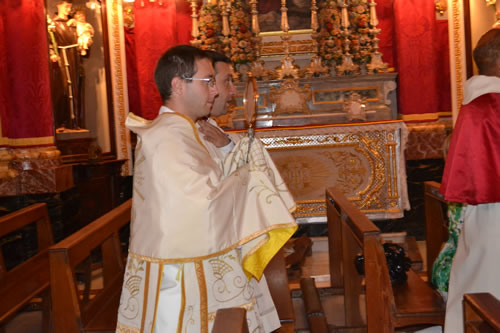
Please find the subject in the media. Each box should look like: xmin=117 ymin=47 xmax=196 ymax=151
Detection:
xmin=0 ymin=0 xmax=499 ymax=331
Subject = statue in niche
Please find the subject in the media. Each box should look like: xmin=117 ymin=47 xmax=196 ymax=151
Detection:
xmin=47 ymin=0 xmax=93 ymax=131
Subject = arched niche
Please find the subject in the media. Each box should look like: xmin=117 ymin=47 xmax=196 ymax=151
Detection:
xmin=45 ymin=0 xmax=132 ymax=175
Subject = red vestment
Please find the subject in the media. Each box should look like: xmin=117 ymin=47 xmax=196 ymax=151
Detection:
xmin=441 ymin=92 xmax=500 ymax=204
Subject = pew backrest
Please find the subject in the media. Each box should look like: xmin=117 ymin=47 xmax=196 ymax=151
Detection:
xmin=0 ymin=203 xmax=53 ymax=326
xmin=49 ymin=199 xmax=131 ymax=333
xmin=326 ymin=187 xmax=445 ymax=332
xmin=464 ymin=293 xmax=500 ymax=332
xmin=424 ymin=181 xmax=449 ymax=281
xmin=212 ymin=308 xmax=249 ymax=333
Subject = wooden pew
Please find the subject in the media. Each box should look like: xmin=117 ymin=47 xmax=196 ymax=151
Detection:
xmin=463 ymin=293 xmax=500 ymax=333
xmin=326 ymin=187 xmax=445 ymax=332
xmin=49 ymin=199 xmax=131 ymax=333
xmin=212 ymin=308 xmax=249 ymax=333
xmin=0 ymin=203 xmax=53 ymax=333
xmin=424 ymin=181 xmax=449 ymax=281
xmin=300 ymin=277 xmax=329 ymax=333
xmin=264 ymin=248 xmax=296 ymax=332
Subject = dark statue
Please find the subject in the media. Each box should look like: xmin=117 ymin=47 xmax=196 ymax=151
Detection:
xmin=47 ymin=0 xmax=93 ymax=131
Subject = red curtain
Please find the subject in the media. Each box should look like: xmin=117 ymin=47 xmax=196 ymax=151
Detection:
xmin=128 ymin=0 xmax=192 ymax=120
xmin=393 ymin=0 xmax=451 ymax=120
xmin=376 ymin=0 xmax=396 ymax=69
xmin=0 ymin=0 xmax=54 ymax=145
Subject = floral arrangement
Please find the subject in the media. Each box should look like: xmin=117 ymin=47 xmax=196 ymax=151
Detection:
xmin=198 ymin=3 xmax=223 ymax=52
xmin=317 ymin=0 xmax=343 ymax=66
xmin=349 ymin=0 xmax=372 ymax=65
xmin=229 ymin=0 xmax=255 ymax=64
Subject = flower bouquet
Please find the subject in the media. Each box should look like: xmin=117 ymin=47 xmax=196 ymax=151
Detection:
xmin=229 ymin=0 xmax=256 ymax=65
xmin=198 ymin=3 xmax=223 ymax=52
xmin=349 ymin=0 xmax=372 ymax=66
xmin=318 ymin=0 xmax=343 ymax=66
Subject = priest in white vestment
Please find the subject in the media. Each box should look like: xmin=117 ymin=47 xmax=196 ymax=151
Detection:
xmin=116 ymin=45 xmax=297 ymax=333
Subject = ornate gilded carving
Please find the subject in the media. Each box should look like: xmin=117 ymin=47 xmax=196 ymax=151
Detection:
xmin=109 ymin=0 xmax=131 ymax=175
xmin=269 ymin=79 xmax=312 ymax=115
xmin=260 ymin=39 xmax=315 ymax=56
xmin=450 ymin=0 xmax=465 ymax=123
xmin=259 ymin=122 xmax=407 ymax=219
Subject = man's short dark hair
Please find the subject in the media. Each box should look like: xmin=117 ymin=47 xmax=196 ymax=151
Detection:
xmin=204 ymin=50 xmax=232 ymax=69
xmin=473 ymin=29 xmax=500 ymax=76
xmin=154 ymin=45 xmax=208 ymax=102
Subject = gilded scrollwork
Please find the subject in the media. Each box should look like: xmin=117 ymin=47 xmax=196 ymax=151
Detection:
xmin=260 ymin=122 xmax=407 ymax=219
xmin=269 ymin=79 xmax=312 ymax=115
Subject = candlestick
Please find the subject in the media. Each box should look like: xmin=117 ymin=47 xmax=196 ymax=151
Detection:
xmin=369 ymin=0 xmax=378 ymax=27
xmin=280 ymin=0 xmax=289 ymax=33
xmin=190 ymin=0 xmax=199 ymax=39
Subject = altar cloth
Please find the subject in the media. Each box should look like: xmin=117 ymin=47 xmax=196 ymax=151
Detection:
xmin=238 ymin=120 xmax=410 ymax=221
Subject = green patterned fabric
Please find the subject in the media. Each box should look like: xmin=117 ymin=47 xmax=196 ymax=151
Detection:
xmin=431 ymin=202 xmax=466 ymax=297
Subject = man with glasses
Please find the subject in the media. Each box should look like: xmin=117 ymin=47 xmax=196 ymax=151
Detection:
xmin=116 ymin=45 xmax=297 ymax=333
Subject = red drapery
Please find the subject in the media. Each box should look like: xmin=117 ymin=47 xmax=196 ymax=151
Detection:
xmin=0 ymin=0 xmax=54 ymax=146
xmin=376 ymin=0 xmax=396 ymax=69
xmin=127 ymin=0 xmax=192 ymax=120
xmin=393 ymin=0 xmax=451 ymax=120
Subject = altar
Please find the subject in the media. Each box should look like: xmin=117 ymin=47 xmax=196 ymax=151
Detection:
xmin=192 ymin=0 xmax=409 ymax=221
xmin=231 ymin=120 xmax=409 ymax=223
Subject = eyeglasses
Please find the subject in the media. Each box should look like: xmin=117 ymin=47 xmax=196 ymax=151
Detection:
xmin=182 ymin=77 xmax=216 ymax=87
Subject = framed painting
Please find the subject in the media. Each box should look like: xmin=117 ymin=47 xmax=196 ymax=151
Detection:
xmin=258 ymin=0 xmax=312 ymax=33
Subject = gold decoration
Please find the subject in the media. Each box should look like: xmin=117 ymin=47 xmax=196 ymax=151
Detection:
xmin=304 ymin=55 xmax=330 ymax=78
xmin=269 ymin=79 xmax=311 ymax=115
xmin=110 ymin=0 xmax=131 ymax=175
xmin=435 ymin=0 xmax=447 ymax=15
xmin=259 ymin=123 xmax=407 ymax=219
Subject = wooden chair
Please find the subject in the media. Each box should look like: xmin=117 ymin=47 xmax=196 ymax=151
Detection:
xmin=212 ymin=308 xmax=249 ymax=333
xmin=49 ymin=199 xmax=131 ymax=333
xmin=0 ymin=203 xmax=53 ymax=333
xmin=463 ymin=293 xmax=500 ymax=333
xmin=424 ymin=181 xmax=449 ymax=281
xmin=326 ymin=187 xmax=445 ymax=332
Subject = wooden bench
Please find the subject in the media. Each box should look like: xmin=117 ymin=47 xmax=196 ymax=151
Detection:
xmin=212 ymin=308 xmax=249 ymax=333
xmin=326 ymin=187 xmax=445 ymax=332
xmin=424 ymin=181 xmax=449 ymax=281
xmin=49 ymin=199 xmax=131 ymax=333
xmin=264 ymin=248 xmax=296 ymax=332
xmin=0 ymin=203 xmax=53 ymax=333
xmin=300 ymin=277 xmax=329 ymax=333
xmin=463 ymin=293 xmax=500 ymax=333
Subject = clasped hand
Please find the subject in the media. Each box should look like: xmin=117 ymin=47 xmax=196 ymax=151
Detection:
xmin=198 ymin=119 xmax=230 ymax=148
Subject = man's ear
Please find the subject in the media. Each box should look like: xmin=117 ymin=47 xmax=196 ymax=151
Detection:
xmin=171 ymin=77 xmax=184 ymax=97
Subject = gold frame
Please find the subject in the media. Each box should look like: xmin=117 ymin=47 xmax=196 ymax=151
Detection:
xmin=312 ymin=86 xmax=381 ymax=105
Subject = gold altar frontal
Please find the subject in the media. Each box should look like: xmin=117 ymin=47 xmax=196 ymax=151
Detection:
xmin=235 ymin=120 xmax=410 ymax=223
